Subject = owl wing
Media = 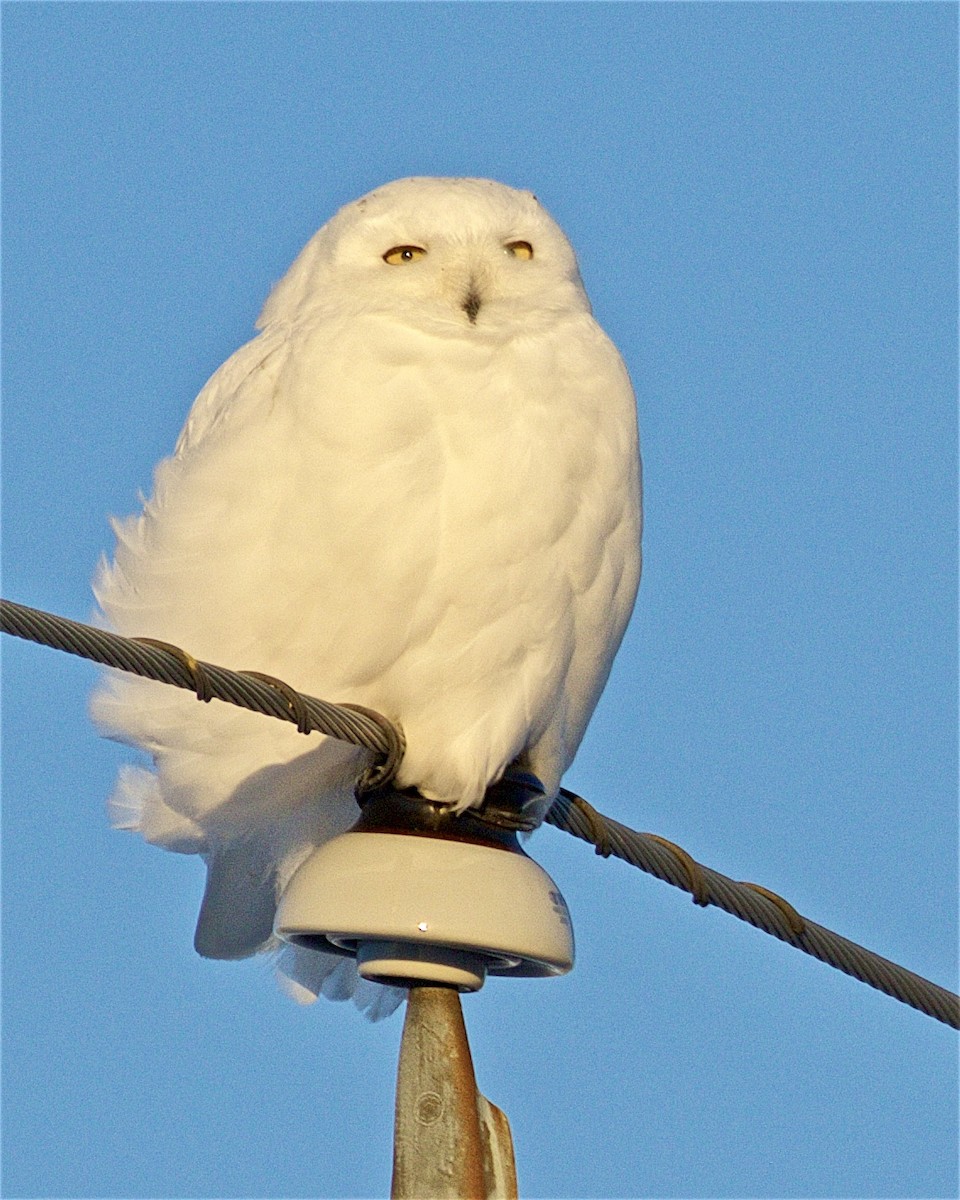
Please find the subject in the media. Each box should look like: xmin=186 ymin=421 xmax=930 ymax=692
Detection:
xmin=174 ymin=324 xmax=290 ymax=457
xmin=93 ymin=321 xmax=363 ymax=968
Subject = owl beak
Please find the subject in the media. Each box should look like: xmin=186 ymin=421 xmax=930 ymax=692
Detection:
xmin=461 ymin=283 xmax=482 ymax=324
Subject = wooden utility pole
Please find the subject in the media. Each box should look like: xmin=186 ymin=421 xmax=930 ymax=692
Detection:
xmin=392 ymin=985 xmax=518 ymax=1199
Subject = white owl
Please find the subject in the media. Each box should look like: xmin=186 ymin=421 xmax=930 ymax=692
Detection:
xmin=92 ymin=177 xmax=642 ymax=1017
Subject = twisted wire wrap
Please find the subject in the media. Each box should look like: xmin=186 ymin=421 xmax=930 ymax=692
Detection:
xmin=2 ymin=597 xmax=957 ymax=1029
xmin=547 ymin=790 xmax=959 ymax=1029
xmin=0 ymin=598 xmax=405 ymax=778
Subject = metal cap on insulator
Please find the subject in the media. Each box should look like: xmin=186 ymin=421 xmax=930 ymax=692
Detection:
xmin=274 ymin=773 xmax=575 ymax=992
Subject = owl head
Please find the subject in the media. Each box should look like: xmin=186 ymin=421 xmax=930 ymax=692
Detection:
xmin=257 ymin=177 xmax=591 ymax=334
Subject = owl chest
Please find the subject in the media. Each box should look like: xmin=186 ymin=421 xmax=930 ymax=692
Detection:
xmin=243 ymin=328 xmax=626 ymax=634
xmin=290 ymin=333 xmax=601 ymax=518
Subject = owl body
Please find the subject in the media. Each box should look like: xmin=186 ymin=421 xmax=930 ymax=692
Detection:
xmin=93 ymin=178 xmax=641 ymax=1013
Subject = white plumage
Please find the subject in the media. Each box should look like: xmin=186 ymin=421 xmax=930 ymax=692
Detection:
xmin=92 ymin=177 xmax=642 ymax=1017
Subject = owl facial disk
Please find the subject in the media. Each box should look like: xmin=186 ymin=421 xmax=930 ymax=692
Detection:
xmin=461 ymin=282 xmax=482 ymax=324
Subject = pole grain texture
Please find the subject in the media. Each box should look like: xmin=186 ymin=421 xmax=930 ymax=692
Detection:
xmin=392 ymin=986 xmax=518 ymax=1200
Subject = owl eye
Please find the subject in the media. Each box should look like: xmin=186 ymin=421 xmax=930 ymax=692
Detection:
xmin=504 ymin=241 xmax=534 ymax=260
xmin=383 ymin=245 xmax=427 ymax=265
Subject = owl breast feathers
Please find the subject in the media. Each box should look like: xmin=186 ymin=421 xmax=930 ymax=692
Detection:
xmin=92 ymin=177 xmax=642 ymax=1016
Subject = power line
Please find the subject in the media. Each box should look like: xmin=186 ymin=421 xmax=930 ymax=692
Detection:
xmin=2 ymin=597 xmax=957 ymax=1030
xmin=546 ymin=792 xmax=959 ymax=1028
xmin=1 ymin=598 xmax=404 ymax=792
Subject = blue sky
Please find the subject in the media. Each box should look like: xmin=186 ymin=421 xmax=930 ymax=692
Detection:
xmin=2 ymin=4 xmax=957 ymax=1198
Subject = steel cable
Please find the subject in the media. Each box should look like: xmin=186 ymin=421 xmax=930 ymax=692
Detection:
xmin=2 ymin=596 xmax=957 ymax=1029
xmin=547 ymin=791 xmax=959 ymax=1028
xmin=0 ymin=598 xmax=405 ymax=788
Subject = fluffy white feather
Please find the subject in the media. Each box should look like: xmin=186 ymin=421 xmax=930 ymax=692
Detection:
xmin=92 ymin=177 xmax=642 ymax=1017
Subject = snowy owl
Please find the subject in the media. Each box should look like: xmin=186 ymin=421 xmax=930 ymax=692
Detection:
xmin=92 ymin=177 xmax=642 ymax=1017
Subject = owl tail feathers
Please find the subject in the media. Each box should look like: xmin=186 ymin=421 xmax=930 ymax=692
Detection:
xmin=194 ymin=846 xmax=405 ymax=1021
xmin=275 ymin=943 xmax=406 ymax=1021
xmin=108 ymin=767 xmax=404 ymax=1019
xmin=107 ymin=764 xmax=207 ymax=853
xmin=194 ymin=838 xmax=279 ymax=960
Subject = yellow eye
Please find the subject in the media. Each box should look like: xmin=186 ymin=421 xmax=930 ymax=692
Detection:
xmin=383 ymin=245 xmax=427 ymax=265
xmin=504 ymin=240 xmax=534 ymax=260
